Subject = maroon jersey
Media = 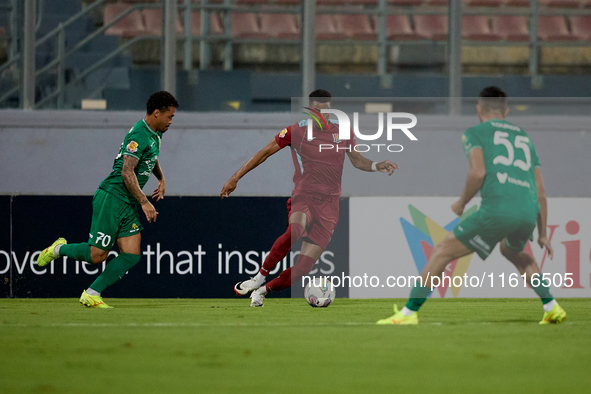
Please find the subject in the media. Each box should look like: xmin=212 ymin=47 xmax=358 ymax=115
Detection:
xmin=275 ymin=119 xmax=357 ymax=196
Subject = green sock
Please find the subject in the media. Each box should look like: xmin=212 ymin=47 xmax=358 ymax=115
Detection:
xmin=89 ymin=253 xmax=141 ymax=293
xmin=529 ymin=278 xmax=554 ymax=305
xmin=59 ymin=243 xmax=92 ymax=262
xmin=405 ymin=280 xmax=433 ymax=312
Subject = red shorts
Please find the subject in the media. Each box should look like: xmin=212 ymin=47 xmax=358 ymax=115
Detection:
xmin=287 ymin=192 xmax=340 ymax=250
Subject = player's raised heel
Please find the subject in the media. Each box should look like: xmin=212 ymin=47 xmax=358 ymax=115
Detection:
xmin=79 ymin=290 xmax=114 ymax=309
xmin=377 ymin=305 xmax=418 ymax=325
xmin=36 ymin=238 xmax=67 ymax=267
xmin=234 ymin=277 xmax=263 ymax=296
xmin=539 ymin=304 xmax=566 ymax=325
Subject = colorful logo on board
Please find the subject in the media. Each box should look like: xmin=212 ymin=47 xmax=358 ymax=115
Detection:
xmin=400 ymin=204 xmax=477 ymax=298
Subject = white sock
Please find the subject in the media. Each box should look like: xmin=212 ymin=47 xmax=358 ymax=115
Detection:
xmin=401 ymin=306 xmax=415 ymax=316
xmin=543 ymin=300 xmax=557 ymax=312
xmin=254 ymin=272 xmax=266 ymax=286
xmin=54 ymin=244 xmax=62 ymax=257
xmin=86 ymin=288 xmax=100 ymax=296
xmin=255 ymin=286 xmax=268 ymax=296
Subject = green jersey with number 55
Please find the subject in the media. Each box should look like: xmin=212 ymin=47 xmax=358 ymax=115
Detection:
xmin=99 ymin=120 xmax=162 ymax=205
xmin=461 ymin=119 xmax=540 ymax=222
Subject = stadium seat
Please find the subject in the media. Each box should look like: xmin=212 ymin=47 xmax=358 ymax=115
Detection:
xmin=462 ymin=16 xmax=500 ymax=41
xmin=542 ymin=0 xmax=581 ymax=7
xmin=104 ymin=3 xmax=146 ymax=37
xmin=317 ymin=0 xmax=348 ymax=5
xmin=231 ymin=13 xmax=271 ymax=39
xmin=273 ymin=0 xmax=301 ymax=5
xmin=414 ymin=15 xmax=448 ymax=41
xmin=335 ymin=14 xmax=376 ymax=41
xmin=464 ymin=0 xmax=503 ymax=6
xmin=384 ymin=15 xmax=422 ymax=40
xmin=259 ymin=13 xmax=299 ymax=39
xmin=505 ymin=0 xmax=529 ymax=6
xmin=490 ymin=16 xmax=529 ymax=41
xmin=191 ymin=12 xmax=223 ymax=36
xmin=538 ymin=16 xmax=579 ymax=41
xmin=236 ymin=0 xmax=272 ymax=4
xmin=424 ymin=0 xmax=448 ymax=5
xmin=388 ymin=0 xmax=423 ymax=5
xmin=315 ymin=14 xmax=346 ymax=40
xmin=569 ymin=16 xmax=591 ymax=41
xmin=142 ymin=9 xmax=183 ymax=35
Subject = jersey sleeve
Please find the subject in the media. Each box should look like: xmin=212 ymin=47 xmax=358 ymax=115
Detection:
xmin=123 ymin=129 xmax=149 ymax=160
xmin=274 ymin=125 xmax=292 ymax=148
xmin=461 ymin=128 xmax=482 ymax=159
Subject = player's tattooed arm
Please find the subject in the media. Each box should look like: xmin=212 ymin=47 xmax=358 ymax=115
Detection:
xmin=152 ymin=159 xmax=166 ymax=201
xmin=346 ymin=151 xmax=399 ymax=175
xmin=535 ymin=168 xmax=553 ymax=258
xmin=220 ymin=138 xmax=282 ymax=198
xmin=122 ymin=155 xmax=158 ymax=222
xmin=452 ymin=147 xmax=485 ymax=216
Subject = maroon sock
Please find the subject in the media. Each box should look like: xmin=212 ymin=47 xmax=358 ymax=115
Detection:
xmin=266 ymin=254 xmax=316 ymax=292
xmin=260 ymin=222 xmax=305 ymax=276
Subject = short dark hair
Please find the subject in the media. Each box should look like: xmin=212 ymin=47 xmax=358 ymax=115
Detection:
xmin=478 ymin=86 xmax=507 ymax=113
xmin=146 ymin=91 xmax=179 ymax=115
xmin=309 ymin=89 xmax=331 ymax=105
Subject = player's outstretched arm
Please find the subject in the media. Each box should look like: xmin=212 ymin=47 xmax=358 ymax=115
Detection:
xmin=346 ymin=151 xmax=399 ymax=175
xmin=220 ymin=138 xmax=282 ymax=198
xmin=152 ymin=159 xmax=166 ymax=202
xmin=535 ymin=168 xmax=553 ymax=259
xmin=122 ymin=155 xmax=158 ymax=222
xmin=451 ymin=147 xmax=485 ymax=216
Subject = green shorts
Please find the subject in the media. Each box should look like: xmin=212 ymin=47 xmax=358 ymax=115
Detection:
xmin=88 ymin=188 xmax=143 ymax=250
xmin=453 ymin=209 xmax=535 ymax=260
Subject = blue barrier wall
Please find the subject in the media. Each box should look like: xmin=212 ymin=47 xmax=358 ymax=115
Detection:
xmin=0 ymin=196 xmax=349 ymax=299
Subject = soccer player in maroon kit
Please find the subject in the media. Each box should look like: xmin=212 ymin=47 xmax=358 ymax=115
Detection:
xmin=220 ymin=90 xmax=399 ymax=306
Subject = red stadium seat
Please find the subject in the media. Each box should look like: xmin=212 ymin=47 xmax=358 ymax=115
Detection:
xmin=538 ymin=16 xmax=579 ymax=41
xmin=104 ymin=3 xmax=146 ymax=37
xmin=463 ymin=16 xmax=500 ymax=41
xmin=491 ymin=16 xmax=529 ymax=41
xmin=569 ymin=16 xmax=591 ymax=41
xmin=414 ymin=15 xmax=448 ymax=41
xmin=191 ymin=12 xmax=223 ymax=36
xmin=385 ymin=15 xmax=422 ymax=40
xmin=142 ymin=9 xmax=183 ymax=36
xmin=542 ymin=0 xmax=581 ymax=7
xmin=259 ymin=13 xmax=300 ymax=40
xmin=236 ymin=0 xmax=272 ymax=4
xmin=424 ymin=0 xmax=448 ymax=5
xmin=505 ymin=0 xmax=529 ymax=6
xmin=335 ymin=14 xmax=376 ymax=41
xmin=388 ymin=0 xmax=423 ymax=5
xmin=464 ymin=0 xmax=503 ymax=6
xmin=317 ymin=0 xmax=348 ymax=5
xmin=315 ymin=14 xmax=346 ymax=40
xmin=231 ymin=13 xmax=270 ymax=39
xmin=273 ymin=0 xmax=301 ymax=5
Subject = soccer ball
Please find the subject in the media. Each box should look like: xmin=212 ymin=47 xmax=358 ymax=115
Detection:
xmin=304 ymin=277 xmax=336 ymax=307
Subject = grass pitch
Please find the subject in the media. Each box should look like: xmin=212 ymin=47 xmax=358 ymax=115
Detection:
xmin=1 ymin=298 xmax=590 ymax=394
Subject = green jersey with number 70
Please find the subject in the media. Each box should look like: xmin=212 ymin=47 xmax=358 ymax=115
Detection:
xmin=461 ymin=119 xmax=540 ymax=223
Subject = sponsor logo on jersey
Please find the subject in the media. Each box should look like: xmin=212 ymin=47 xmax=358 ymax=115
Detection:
xmin=497 ymin=172 xmax=531 ymax=188
xmin=279 ymin=128 xmax=288 ymax=138
xmin=126 ymin=141 xmax=139 ymax=153
xmin=497 ymin=172 xmax=508 ymax=184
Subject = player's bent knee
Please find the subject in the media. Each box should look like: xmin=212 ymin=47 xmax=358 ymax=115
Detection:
xmin=89 ymin=247 xmax=108 ymax=264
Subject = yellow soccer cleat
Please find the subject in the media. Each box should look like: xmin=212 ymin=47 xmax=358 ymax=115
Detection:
xmin=80 ymin=290 xmax=114 ymax=309
xmin=539 ymin=303 xmax=566 ymax=325
xmin=36 ymin=238 xmax=67 ymax=267
xmin=377 ymin=304 xmax=418 ymax=325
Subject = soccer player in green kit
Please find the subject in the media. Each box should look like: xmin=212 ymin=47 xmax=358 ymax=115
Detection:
xmin=36 ymin=91 xmax=179 ymax=308
xmin=378 ymin=86 xmax=567 ymax=325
